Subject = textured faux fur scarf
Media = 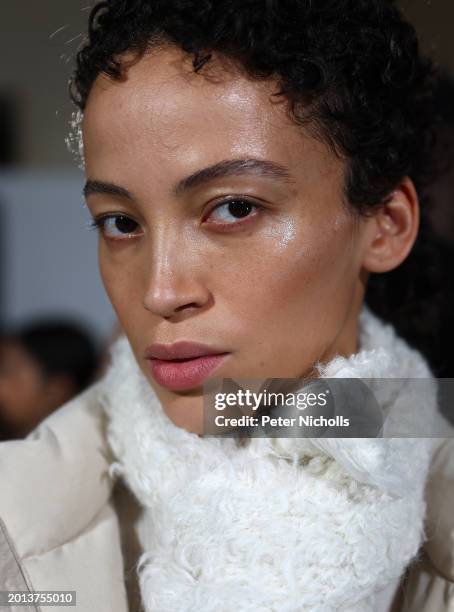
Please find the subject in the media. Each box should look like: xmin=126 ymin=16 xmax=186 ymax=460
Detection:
xmin=101 ymin=306 xmax=444 ymax=612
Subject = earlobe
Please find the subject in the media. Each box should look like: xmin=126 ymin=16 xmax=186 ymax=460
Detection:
xmin=361 ymin=178 xmax=420 ymax=274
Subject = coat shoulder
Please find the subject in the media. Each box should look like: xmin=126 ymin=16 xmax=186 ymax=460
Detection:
xmin=0 ymin=381 xmax=130 ymax=611
xmin=392 ymin=437 xmax=454 ymax=611
xmin=425 ymin=436 xmax=454 ymax=582
xmin=0 ymin=380 xmax=114 ymax=561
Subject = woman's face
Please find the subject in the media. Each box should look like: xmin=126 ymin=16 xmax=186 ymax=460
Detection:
xmin=83 ymin=45 xmax=371 ymax=432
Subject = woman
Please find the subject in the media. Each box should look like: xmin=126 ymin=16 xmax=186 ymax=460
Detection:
xmin=1 ymin=1 xmax=453 ymax=610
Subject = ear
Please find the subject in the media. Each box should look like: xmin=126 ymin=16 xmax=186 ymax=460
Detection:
xmin=361 ymin=177 xmax=420 ymax=274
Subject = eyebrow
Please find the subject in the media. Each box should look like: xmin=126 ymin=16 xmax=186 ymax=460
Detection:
xmin=83 ymin=180 xmax=133 ymax=200
xmin=83 ymin=158 xmax=294 ymax=201
xmin=172 ymin=158 xmax=294 ymax=196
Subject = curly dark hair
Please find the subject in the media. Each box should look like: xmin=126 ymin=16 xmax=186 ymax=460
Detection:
xmin=70 ymin=0 xmax=445 ymax=373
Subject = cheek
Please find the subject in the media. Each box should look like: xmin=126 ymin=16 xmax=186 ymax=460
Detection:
xmin=98 ymin=244 xmax=145 ymax=329
xmin=211 ymin=214 xmax=359 ymax=373
xmin=217 ymin=216 xmax=357 ymax=324
xmin=2 ymin=370 xmax=43 ymax=411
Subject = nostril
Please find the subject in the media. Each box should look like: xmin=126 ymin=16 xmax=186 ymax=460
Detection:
xmin=174 ymin=302 xmax=200 ymax=312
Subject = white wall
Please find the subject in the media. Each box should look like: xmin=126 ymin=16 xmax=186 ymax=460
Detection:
xmin=0 ymin=169 xmax=116 ymax=344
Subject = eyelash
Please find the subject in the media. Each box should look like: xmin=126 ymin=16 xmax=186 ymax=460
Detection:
xmin=88 ymin=215 xmax=141 ymax=238
xmin=88 ymin=197 xmax=263 ymax=239
xmin=203 ymin=197 xmax=263 ymax=227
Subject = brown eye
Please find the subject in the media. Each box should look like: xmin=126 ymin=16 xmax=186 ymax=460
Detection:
xmin=111 ymin=215 xmax=139 ymax=234
xmin=92 ymin=214 xmax=142 ymax=239
xmin=227 ymin=200 xmax=253 ymax=218
xmin=208 ymin=198 xmax=258 ymax=224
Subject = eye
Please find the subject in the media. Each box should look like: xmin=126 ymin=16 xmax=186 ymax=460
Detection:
xmin=206 ymin=198 xmax=260 ymax=226
xmin=89 ymin=214 xmax=142 ymax=240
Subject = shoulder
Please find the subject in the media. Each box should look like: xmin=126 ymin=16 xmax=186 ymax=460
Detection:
xmin=0 ymin=382 xmax=131 ymax=609
xmin=424 ymin=436 xmax=454 ymax=581
xmin=0 ymin=380 xmax=114 ymax=562
xmin=393 ymin=437 xmax=454 ymax=611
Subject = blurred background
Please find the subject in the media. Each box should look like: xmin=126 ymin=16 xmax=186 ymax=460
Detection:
xmin=0 ymin=1 xmax=115 ymax=341
xmin=0 ymin=1 xmax=452 ymax=438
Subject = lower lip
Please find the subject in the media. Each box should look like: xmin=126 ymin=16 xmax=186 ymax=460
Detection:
xmin=147 ymin=353 xmax=230 ymax=391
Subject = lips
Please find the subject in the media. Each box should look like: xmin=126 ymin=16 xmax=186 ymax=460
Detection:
xmin=144 ymin=341 xmax=230 ymax=391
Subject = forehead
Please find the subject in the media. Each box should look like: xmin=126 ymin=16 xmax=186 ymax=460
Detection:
xmin=82 ymin=45 xmax=319 ymax=170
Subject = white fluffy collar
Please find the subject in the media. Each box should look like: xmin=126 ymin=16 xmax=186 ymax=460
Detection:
xmin=101 ymin=306 xmax=441 ymax=612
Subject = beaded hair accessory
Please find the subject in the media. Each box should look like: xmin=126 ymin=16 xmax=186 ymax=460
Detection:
xmin=65 ymin=109 xmax=85 ymax=170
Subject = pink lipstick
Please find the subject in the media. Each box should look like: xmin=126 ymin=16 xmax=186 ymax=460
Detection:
xmin=144 ymin=341 xmax=230 ymax=391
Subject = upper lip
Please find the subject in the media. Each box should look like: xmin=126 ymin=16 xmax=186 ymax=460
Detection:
xmin=144 ymin=341 xmax=229 ymax=361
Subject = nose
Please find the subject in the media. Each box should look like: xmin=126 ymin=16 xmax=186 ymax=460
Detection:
xmin=142 ymin=234 xmax=211 ymax=320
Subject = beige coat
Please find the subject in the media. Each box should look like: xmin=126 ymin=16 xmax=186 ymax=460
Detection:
xmin=0 ymin=381 xmax=453 ymax=612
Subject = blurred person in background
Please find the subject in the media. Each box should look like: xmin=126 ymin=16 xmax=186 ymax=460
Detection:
xmin=0 ymin=320 xmax=98 ymax=440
